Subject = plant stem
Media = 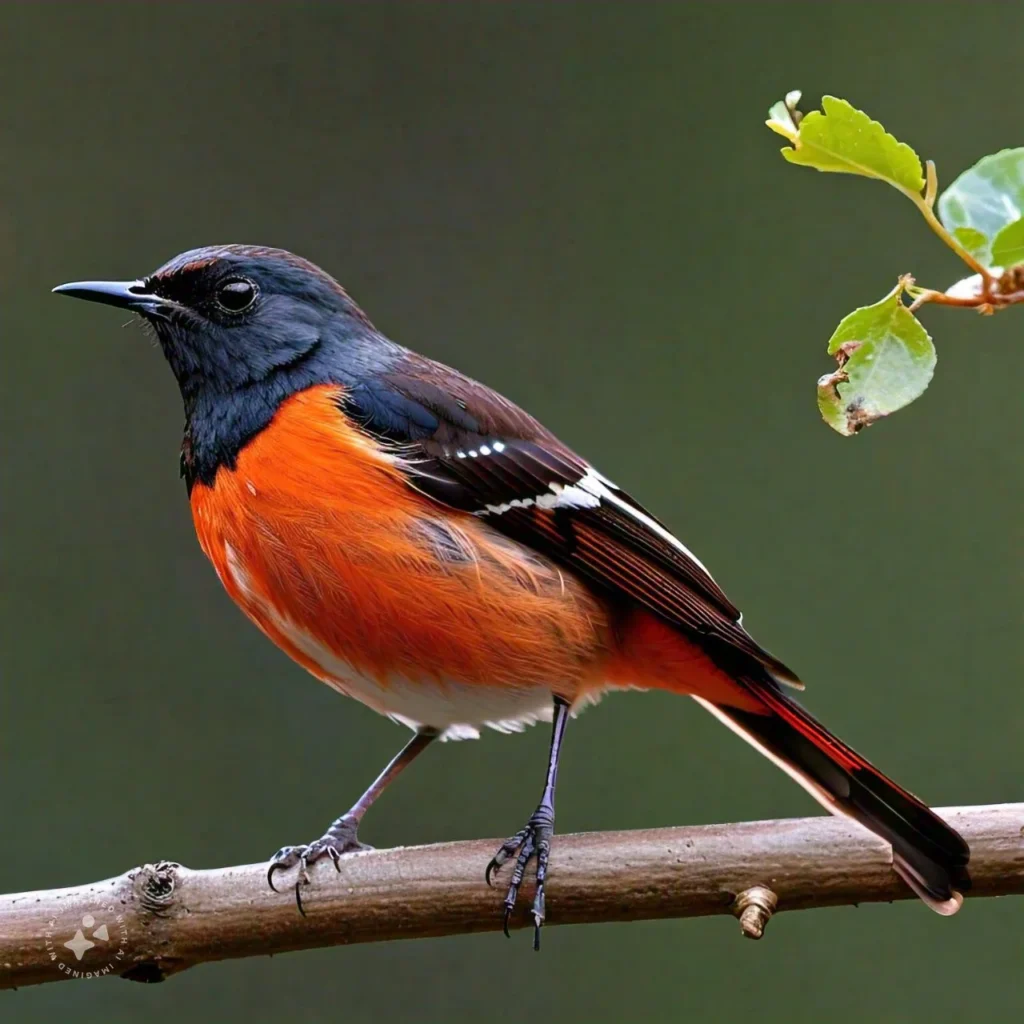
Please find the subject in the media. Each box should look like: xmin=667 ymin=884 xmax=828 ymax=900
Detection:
xmin=908 ymin=289 xmax=991 ymax=312
xmin=904 ymin=185 xmax=993 ymax=285
xmin=924 ymin=159 xmax=938 ymax=209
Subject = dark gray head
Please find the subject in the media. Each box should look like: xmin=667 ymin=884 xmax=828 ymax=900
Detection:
xmin=54 ymin=244 xmax=376 ymax=399
xmin=54 ymin=244 xmax=396 ymax=489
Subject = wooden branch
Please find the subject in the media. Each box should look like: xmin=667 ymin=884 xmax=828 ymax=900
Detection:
xmin=2 ymin=804 xmax=1020 ymax=989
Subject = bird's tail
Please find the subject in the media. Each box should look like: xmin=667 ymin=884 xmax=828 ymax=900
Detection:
xmin=693 ymin=682 xmax=971 ymax=913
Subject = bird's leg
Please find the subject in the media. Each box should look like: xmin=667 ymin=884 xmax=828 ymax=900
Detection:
xmin=486 ymin=696 xmax=570 ymax=950
xmin=268 ymin=726 xmax=439 ymax=914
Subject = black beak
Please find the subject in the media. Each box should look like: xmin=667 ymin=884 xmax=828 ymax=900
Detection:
xmin=52 ymin=279 xmax=170 ymax=317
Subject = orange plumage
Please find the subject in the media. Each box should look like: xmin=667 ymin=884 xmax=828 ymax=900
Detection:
xmin=191 ymin=385 xmax=754 ymax=730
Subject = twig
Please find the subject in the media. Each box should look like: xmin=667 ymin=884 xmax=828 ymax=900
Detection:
xmin=1 ymin=803 xmax=1020 ymax=990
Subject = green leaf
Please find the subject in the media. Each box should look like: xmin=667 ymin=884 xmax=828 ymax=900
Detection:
xmin=776 ymin=95 xmax=924 ymax=195
xmin=938 ymin=148 xmax=1024 ymax=268
xmin=951 ymin=226 xmax=991 ymax=265
xmin=991 ymin=217 xmax=1024 ymax=269
xmin=817 ymin=279 xmax=936 ymax=436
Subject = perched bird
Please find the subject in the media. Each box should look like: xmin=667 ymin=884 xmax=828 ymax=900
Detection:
xmin=54 ymin=246 xmax=970 ymax=946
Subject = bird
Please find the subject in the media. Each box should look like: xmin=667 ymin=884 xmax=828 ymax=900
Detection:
xmin=54 ymin=245 xmax=970 ymax=947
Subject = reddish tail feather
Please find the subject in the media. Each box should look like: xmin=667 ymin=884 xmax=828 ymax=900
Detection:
xmin=694 ymin=681 xmax=971 ymax=913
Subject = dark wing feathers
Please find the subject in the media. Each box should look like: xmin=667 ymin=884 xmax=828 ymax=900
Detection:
xmin=341 ymin=354 xmax=800 ymax=687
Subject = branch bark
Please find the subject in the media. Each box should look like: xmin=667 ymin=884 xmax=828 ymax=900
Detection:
xmin=2 ymin=803 xmax=1020 ymax=990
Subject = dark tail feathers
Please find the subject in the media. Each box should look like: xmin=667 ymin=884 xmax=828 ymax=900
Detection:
xmin=694 ymin=685 xmax=971 ymax=913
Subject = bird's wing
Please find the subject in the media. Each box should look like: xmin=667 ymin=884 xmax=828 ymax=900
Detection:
xmin=342 ymin=354 xmax=801 ymax=687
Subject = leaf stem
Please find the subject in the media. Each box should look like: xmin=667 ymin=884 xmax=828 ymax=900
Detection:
xmin=907 ymin=289 xmax=990 ymax=313
xmin=903 ymin=184 xmax=993 ymax=286
xmin=924 ymin=159 xmax=938 ymax=209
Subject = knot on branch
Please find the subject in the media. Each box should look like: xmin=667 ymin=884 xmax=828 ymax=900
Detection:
xmin=134 ymin=861 xmax=181 ymax=915
xmin=732 ymin=885 xmax=778 ymax=940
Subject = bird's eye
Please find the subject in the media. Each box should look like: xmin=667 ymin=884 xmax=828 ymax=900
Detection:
xmin=215 ymin=278 xmax=257 ymax=313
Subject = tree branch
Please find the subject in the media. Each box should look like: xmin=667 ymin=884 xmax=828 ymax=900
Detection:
xmin=2 ymin=803 xmax=1020 ymax=989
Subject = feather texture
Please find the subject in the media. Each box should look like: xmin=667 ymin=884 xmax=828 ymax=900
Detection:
xmin=343 ymin=353 xmax=802 ymax=689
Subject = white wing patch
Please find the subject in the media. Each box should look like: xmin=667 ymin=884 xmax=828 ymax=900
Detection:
xmin=475 ymin=458 xmax=718 ymax=586
xmin=480 ymin=479 xmax=601 ymax=517
xmin=576 ymin=467 xmax=714 ymax=578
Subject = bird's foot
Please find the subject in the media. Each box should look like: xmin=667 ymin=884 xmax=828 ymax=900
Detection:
xmin=267 ymin=814 xmax=372 ymax=915
xmin=485 ymin=805 xmax=554 ymax=950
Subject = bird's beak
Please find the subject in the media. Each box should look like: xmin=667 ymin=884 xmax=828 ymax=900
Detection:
xmin=51 ymin=279 xmax=170 ymax=316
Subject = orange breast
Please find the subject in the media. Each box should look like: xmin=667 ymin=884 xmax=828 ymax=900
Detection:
xmin=189 ymin=385 xmax=612 ymax=723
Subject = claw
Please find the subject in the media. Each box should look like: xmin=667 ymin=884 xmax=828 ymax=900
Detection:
xmin=488 ymin=698 xmax=567 ymax=948
xmin=485 ymin=854 xmax=505 ymax=887
xmin=267 ymin=845 xmax=302 ymax=893
xmin=265 ymin=821 xmax=372 ymax=915
xmin=486 ymin=828 xmax=528 ymax=887
xmin=487 ymin=813 xmax=554 ymax=945
xmin=532 ymin=890 xmax=546 ymax=951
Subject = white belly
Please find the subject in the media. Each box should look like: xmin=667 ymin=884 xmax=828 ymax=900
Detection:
xmin=276 ymin=609 xmax=561 ymax=740
xmin=222 ymin=541 xmax=599 ymax=739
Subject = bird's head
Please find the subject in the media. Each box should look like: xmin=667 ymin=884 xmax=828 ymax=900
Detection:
xmin=53 ymin=244 xmax=375 ymax=401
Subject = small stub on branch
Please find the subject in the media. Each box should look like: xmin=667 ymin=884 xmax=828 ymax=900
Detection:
xmin=732 ymin=885 xmax=778 ymax=940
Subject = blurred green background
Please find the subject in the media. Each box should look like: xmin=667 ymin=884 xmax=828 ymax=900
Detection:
xmin=1 ymin=3 xmax=1020 ymax=1021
